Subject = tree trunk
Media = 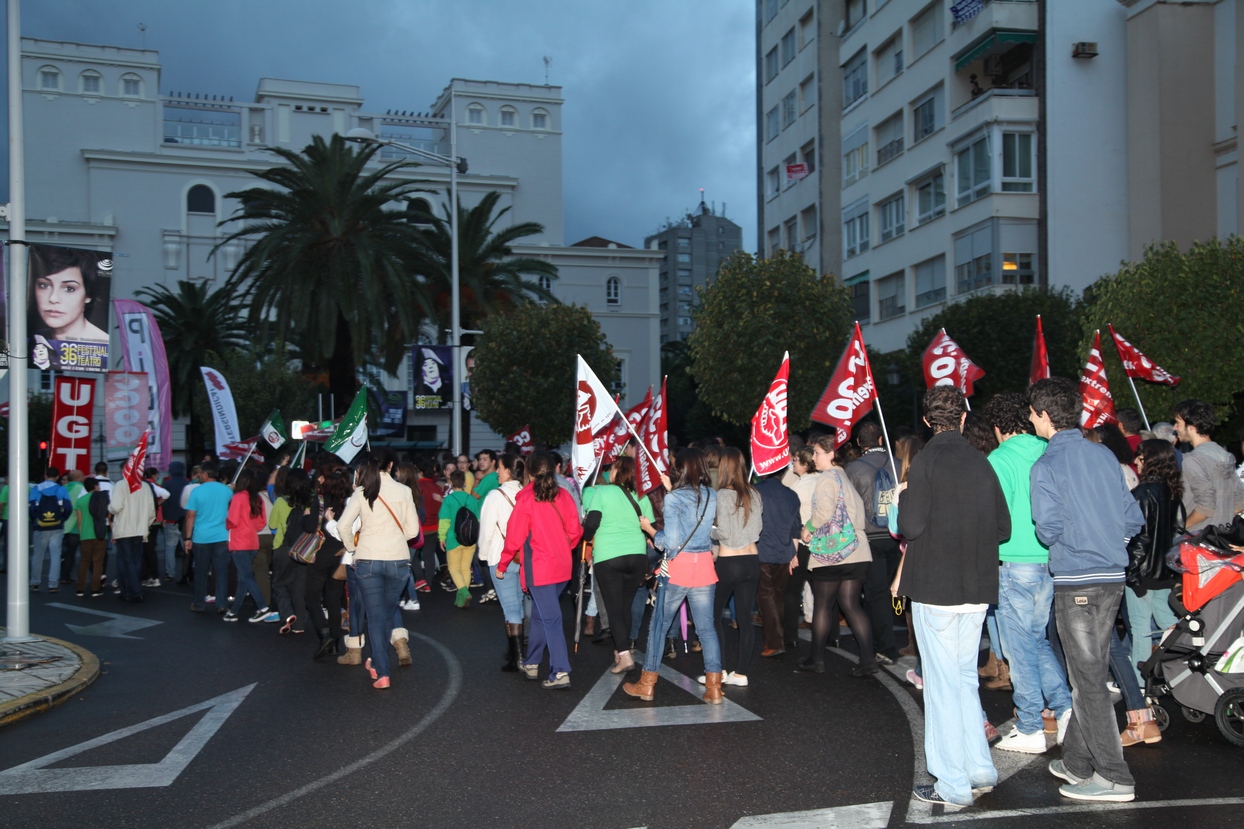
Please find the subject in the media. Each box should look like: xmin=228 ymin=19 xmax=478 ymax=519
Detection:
xmin=328 ymin=314 xmax=359 ymax=414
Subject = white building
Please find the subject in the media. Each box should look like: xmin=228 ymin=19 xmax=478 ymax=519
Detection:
xmin=5 ymin=37 xmax=660 ymax=459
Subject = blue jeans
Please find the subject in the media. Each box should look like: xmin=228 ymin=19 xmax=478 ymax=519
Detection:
xmin=229 ymin=549 xmax=266 ymax=614
xmin=354 ymin=558 xmax=410 ymax=679
xmin=160 ymin=523 xmax=182 ymax=579
xmin=347 ymin=565 xmax=366 ymax=637
xmin=491 ymin=562 xmax=524 ymax=624
xmin=912 ymin=603 xmax=996 ymax=806
xmin=641 ymin=580 xmax=721 ymax=674
xmin=527 ymin=581 xmax=571 ymax=675
xmin=30 ymin=528 xmax=64 ymax=588
xmin=984 ymin=605 xmax=1004 ymax=659
xmin=193 ymin=541 xmax=231 ymax=607
xmin=115 ymin=536 xmax=144 ymax=600
xmin=996 ymin=562 xmax=1071 ymax=734
xmin=1125 ymin=586 xmax=1177 ymax=689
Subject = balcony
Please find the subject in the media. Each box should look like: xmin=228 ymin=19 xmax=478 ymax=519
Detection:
xmin=952 ymin=87 xmax=1037 ymax=122
xmin=877 ymin=138 xmax=904 ymax=167
xmin=950 ymin=1 xmax=1037 ymax=52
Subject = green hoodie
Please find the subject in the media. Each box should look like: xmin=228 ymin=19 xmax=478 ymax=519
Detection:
xmin=987 ymin=433 xmax=1049 ymax=563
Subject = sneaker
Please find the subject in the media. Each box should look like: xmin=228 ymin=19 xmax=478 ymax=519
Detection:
xmin=414 ymin=580 xmax=431 ymax=594
xmin=90 ymin=590 xmax=105 ymax=598
xmin=984 ymin=720 xmax=1001 ymax=744
xmin=47 ymin=587 xmax=60 ymax=593
xmin=874 ymin=652 xmax=895 ymax=666
xmin=906 ymin=669 xmax=924 ymax=690
xmin=541 ymin=671 xmax=570 ymax=689
xmin=996 ymin=727 xmax=1047 ymax=754
xmin=75 ymin=591 xmax=85 ymax=597
xmin=29 ymin=584 xmax=39 ymax=592
xmin=912 ymin=785 xmax=965 ymax=807
xmin=724 ymin=672 xmax=749 ymax=687
xmin=248 ymin=607 xmax=271 ymax=623
xmin=479 ymin=589 xmax=497 ymax=604
xmin=440 ymin=580 xmax=456 ymax=593
xmin=1048 ymin=759 xmax=1086 ymax=786
xmin=205 ymin=595 xmax=215 ymax=604
xmin=1056 ymin=708 xmax=1073 ymax=745
xmin=261 ymin=611 xmax=281 ymax=623
xmin=851 ymin=661 xmax=881 ymax=677
xmin=470 ymin=579 xmax=484 ymax=588
xmin=400 ymin=599 xmax=421 ymax=611
xmin=141 ymin=578 xmax=160 ymax=588
xmin=519 ymin=662 xmax=539 ymax=680
xmin=1058 ymin=776 xmax=1135 ymax=803
xmin=223 ymin=611 xmax=239 ymax=622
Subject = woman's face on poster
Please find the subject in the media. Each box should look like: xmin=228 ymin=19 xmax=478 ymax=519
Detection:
xmin=421 ymin=357 xmax=441 ymax=386
xmin=36 ymin=266 xmax=89 ymax=332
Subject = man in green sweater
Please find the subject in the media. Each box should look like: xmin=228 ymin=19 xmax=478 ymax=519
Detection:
xmin=984 ymin=392 xmax=1072 ymax=754
xmin=473 ymin=450 xmax=500 ymax=502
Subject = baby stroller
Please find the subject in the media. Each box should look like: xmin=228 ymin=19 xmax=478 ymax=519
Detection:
xmin=1140 ymin=539 xmax=1244 ymax=747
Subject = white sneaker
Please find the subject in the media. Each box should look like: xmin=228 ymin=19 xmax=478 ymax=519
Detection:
xmin=723 ymin=671 xmax=749 ymax=687
xmin=1056 ymin=708 xmax=1073 ymax=745
xmin=996 ymin=727 xmax=1047 ymax=754
xmin=400 ymin=599 xmax=421 ymax=611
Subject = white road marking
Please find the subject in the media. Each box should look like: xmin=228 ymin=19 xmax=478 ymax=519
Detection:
xmin=731 ymin=801 xmax=893 ymax=828
xmin=48 ymin=602 xmax=163 ymax=639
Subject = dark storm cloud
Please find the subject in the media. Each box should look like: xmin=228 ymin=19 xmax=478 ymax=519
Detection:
xmin=3 ymin=0 xmax=758 ymax=250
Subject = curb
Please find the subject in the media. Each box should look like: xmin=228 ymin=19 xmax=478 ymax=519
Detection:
xmin=0 ymin=635 xmax=102 ymax=729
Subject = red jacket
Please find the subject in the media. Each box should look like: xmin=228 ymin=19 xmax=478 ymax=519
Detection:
xmin=498 ymin=485 xmax=583 ymax=588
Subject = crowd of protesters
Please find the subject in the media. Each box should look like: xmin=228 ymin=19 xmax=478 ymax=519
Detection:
xmin=10 ymin=382 xmax=1244 ymax=808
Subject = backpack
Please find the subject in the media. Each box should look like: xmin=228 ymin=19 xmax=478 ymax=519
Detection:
xmin=33 ymin=488 xmax=66 ymax=530
xmin=454 ymin=504 xmax=480 ymax=546
xmin=870 ymin=461 xmax=897 ymax=532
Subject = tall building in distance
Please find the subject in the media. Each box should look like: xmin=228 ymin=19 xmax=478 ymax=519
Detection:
xmin=644 ymin=200 xmax=743 ymax=344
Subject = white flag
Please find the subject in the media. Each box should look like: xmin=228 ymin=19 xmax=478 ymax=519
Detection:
xmin=200 ymin=367 xmax=241 ymax=458
xmin=571 ymin=355 xmax=622 ymax=487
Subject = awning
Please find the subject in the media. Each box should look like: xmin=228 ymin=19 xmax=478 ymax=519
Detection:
xmin=954 ymin=29 xmax=1037 ymax=72
xmin=844 ymin=271 xmax=870 ymax=286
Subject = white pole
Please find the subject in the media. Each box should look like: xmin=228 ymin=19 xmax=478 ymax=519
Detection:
xmin=450 ymin=84 xmax=462 ymax=458
xmin=5 ymin=0 xmax=32 ymax=641
xmin=1125 ymin=373 xmax=1151 ymax=432
xmin=230 ymin=442 xmax=256 ymax=486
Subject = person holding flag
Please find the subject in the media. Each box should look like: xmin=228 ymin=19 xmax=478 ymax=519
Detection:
xmin=108 ymin=434 xmax=157 ymax=603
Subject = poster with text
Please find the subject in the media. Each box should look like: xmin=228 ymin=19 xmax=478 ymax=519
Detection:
xmin=28 ymin=244 xmax=112 ymax=373
xmin=413 ymin=345 xmax=454 ymax=410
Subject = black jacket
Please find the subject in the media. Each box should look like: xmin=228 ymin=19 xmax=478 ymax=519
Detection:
xmin=1126 ymin=481 xmax=1182 ymax=595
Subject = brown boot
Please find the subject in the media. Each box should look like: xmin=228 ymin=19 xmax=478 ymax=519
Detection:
xmin=983 ymin=660 xmax=1012 ymax=691
xmin=584 ymin=615 xmax=597 ymax=636
xmin=702 ymin=671 xmax=725 ymax=704
xmin=1121 ymin=707 xmax=1161 ymax=746
xmin=393 ymin=637 xmax=412 ymax=667
xmin=611 ymin=649 xmax=635 ymax=675
xmin=978 ymin=651 xmax=1000 ymax=679
xmin=336 ymin=647 xmax=363 ymax=666
xmin=623 ymin=670 xmax=658 ymax=701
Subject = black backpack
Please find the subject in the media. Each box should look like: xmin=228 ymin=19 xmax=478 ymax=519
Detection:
xmin=32 ymin=489 xmax=66 ymax=530
xmin=454 ymin=504 xmax=480 ymax=546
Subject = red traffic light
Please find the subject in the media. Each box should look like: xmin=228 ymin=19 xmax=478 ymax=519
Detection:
xmin=38 ymin=441 xmax=48 ymax=450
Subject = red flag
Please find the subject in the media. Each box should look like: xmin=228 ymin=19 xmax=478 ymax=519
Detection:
xmin=505 ymin=426 xmax=534 ymax=455
xmin=220 ymin=437 xmax=259 ymax=460
xmin=122 ymin=431 xmax=150 ymax=494
xmin=636 ymin=378 xmax=669 ymax=495
xmin=811 ymin=323 xmax=876 ymax=447
xmin=1030 ymin=315 xmax=1050 ymax=387
xmin=1108 ymin=325 xmax=1180 ymax=387
xmin=50 ymin=376 xmax=96 ymax=477
xmin=921 ymin=329 xmax=986 ymax=397
xmin=751 ymin=352 xmax=790 ymax=477
xmin=601 ymin=387 xmax=652 ymax=466
xmin=1079 ymin=330 xmax=1117 ymax=428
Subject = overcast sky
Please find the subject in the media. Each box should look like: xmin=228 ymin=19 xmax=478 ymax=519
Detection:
xmin=2 ymin=0 xmax=758 ymax=251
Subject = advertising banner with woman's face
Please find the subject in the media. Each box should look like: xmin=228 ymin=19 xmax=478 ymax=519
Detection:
xmin=28 ymin=244 xmax=112 ymax=373
xmin=413 ymin=345 xmax=454 ymax=410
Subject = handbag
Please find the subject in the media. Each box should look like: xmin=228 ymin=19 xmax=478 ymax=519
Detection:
xmin=289 ymin=498 xmax=325 ymax=564
xmin=808 ymin=469 xmax=858 ymax=566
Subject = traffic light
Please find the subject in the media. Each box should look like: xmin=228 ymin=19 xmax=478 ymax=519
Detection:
xmin=38 ymin=440 xmax=48 ymax=459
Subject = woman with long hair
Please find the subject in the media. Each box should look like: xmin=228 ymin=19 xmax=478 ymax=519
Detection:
xmin=786 ymin=445 xmax=819 ymax=644
xmin=224 ymin=467 xmax=270 ymax=622
xmin=269 ymin=468 xmax=315 ymax=635
xmin=800 ymin=435 xmax=876 ymax=676
xmin=306 ymin=464 xmax=351 ymax=661
xmin=479 ymin=453 xmax=527 ymax=671
xmin=392 ymin=462 xmax=427 ymax=611
xmin=497 ymin=452 xmax=583 ymax=689
xmin=710 ymin=447 xmax=763 ymax=687
xmin=624 ymin=448 xmax=723 ymax=703
xmin=582 ymin=455 xmax=653 ymax=674
xmin=340 ymin=456 xmax=421 ymax=689
xmin=1122 ymin=438 xmax=1184 ymax=744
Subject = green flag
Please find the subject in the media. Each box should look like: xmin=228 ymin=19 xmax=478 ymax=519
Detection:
xmin=260 ymin=409 xmax=288 ymax=449
xmin=325 ymin=389 xmax=368 ymax=463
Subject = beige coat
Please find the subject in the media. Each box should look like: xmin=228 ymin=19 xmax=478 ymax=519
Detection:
xmin=340 ymin=473 xmax=420 ymax=561
xmin=806 ymin=468 xmax=872 ymax=569
xmin=108 ymin=481 xmax=157 ymax=541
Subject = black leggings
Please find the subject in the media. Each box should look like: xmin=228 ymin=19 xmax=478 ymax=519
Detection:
xmin=810 ymin=577 xmax=873 ymax=666
xmin=593 ymin=553 xmax=648 ymax=652
xmin=714 ymin=555 xmax=760 ymax=675
xmin=305 ymin=552 xmax=345 ymax=643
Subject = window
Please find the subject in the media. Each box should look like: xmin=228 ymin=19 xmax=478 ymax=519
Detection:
xmin=843 ymin=50 xmax=867 ymax=109
xmin=911 ymin=2 xmax=943 ymax=60
xmin=799 ymin=74 xmax=815 ymax=113
xmin=677 ymin=237 xmax=690 ymax=249
xmin=842 ymin=126 xmax=869 ymax=185
xmin=954 ymin=223 xmax=994 ymax=294
xmin=766 ymin=106 xmax=780 ymax=142
xmin=679 ymin=284 xmax=693 ymax=297
xmin=613 ymin=359 xmax=626 ymax=395
xmin=499 ymin=106 xmax=517 ymax=128
xmin=782 ymin=153 xmax=797 ymax=188
xmin=765 ymin=47 xmax=780 ymax=83
xmin=878 ymin=194 xmax=905 ymax=242
xmin=843 ymin=200 xmax=870 ymax=258
xmin=186 ymin=184 xmax=216 ymax=214
xmin=1002 ymin=253 xmax=1035 ymax=285
xmin=767 ymin=227 xmax=781 ymax=257
xmin=120 ymin=73 xmax=142 ymax=97
xmin=799 ymin=10 xmax=815 ymax=49
xmin=678 ymin=268 xmax=692 ymax=281
xmin=875 ymin=36 xmax=903 ymax=88
xmin=912 ymin=87 xmax=942 ymax=143
xmin=848 ymin=274 xmax=871 ymax=323
xmin=845 ymin=0 xmax=866 ymax=32
xmin=679 ymin=317 xmax=692 ymax=328
xmin=606 ymin=276 xmax=621 ymax=305
xmin=955 ymin=136 xmax=991 ymax=206
xmin=532 ymin=108 xmax=549 ymax=130
xmin=1002 ymin=132 xmax=1035 ymax=192
xmin=40 ymin=369 xmax=55 ymax=393
xmin=915 ymin=171 xmax=946 ymax=224
xmin=766 ymin=166 xmax=781 ymax=198
xmin=467 ymin=104 xmax=485 ymax=125
xmin=782 ymin=90 xmax=797 ymax=129
xmin=914 ymin=256 xmax=947 ymax=307
xmin=785 ymin=217 xmax=799 ymax=250
xmin=38 ymin=66 xmax=61 ymax=91
xmin=877 ymin=272 xmax=906 ymax=320
xmin=875 ymin=112 xmax=904 ymax=166
xmin=764 ymin=0 xmax=779 ymax=24
xmin=781 ymin=28 xmax=797 ymax=66
xmin=678 ymin=301 xmax=692 ymax=314
xmin=677 ymin=252 xmax=691 ymax=265
xmin=800 ymin=139 xmax=816 ymax=174
xmin=164 ymin=105 xmax=241 ymax=147
xmin=80 ymin=71 xmax=102 ymax=95
xmin=801 ymin=204 xmax=817 ymax=240
xmin=538 ymin=274 xmax=553 ymax=294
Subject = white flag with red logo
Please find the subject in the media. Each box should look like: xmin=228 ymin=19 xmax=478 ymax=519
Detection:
xmin=505 ymin=426 xmax=533 ymax=455
xmin=1108 ymin=325 xmax=1180 ymax=387
xmin=221 ymin=437 xmax=259 ymax=461
xmin=600 ymin=387 xmax=652 ymax=467
xmin=811 ymin=323 xmax=876 ymax=448
xmin=921 ymin=329 xmax=986 ymax=397
xmin=1079 ymin=330 xmax=1117 ymax=428
xmin=571 ymin=355 xmax=623 ymax=487
xmin=122 ymin=431 xmax=150 ymax=494
xmin=1030 ymin=315 xmax=1050 ymax=387
xmin=636 ymin=378 xmax=669 ymax=495
xmin=751 ymin=352 xmax=790 ymax=477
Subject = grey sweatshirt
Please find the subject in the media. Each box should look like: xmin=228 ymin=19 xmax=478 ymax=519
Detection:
xmin=1182 ymin=440 xmax=1244 ymax=531
xmin=712 ymin=488 xmax=763 ymax=548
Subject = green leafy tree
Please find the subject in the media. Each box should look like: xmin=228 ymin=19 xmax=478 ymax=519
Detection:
xmin=218 ymin=134 xmax=432 ymax=409
xmin=412 ymin=190 xmax=558 ymax=338
xmin=470 ymin=303 xmax=615 ymax=446
xmin=1081 ymin=238 xmax=1244 ymax=422
xmin=661 ymin=340 xmax=748 ymax=447
xmin=688 ymin=250 xmax=853 ymax=429
xmin=903 ymin=287 xmax=1083 ymax=400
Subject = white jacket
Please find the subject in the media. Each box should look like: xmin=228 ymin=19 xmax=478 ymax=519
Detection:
xmin=478 ymin=480 xmax=521 ymax=567
xmin=108 ymin=482 xmax=157 ymax=541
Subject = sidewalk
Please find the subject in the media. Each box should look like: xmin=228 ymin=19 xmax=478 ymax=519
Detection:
xmin=0 ymin=631 xmax=101 ymax=728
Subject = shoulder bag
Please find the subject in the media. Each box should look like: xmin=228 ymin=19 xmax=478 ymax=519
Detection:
xmin=808 ymin=469 xmax=858 ymax=566
xmin=289 ymin=497 xmax=326 ymax=565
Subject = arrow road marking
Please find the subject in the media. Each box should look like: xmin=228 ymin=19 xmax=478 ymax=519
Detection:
xmin=0 ymin=684 xmax=255 ymax=795
xmin=48 ymin=602 xmax=164 ymax=639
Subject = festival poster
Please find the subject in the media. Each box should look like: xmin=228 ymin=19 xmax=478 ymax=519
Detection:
xmin=413 ymin=345 xmax=454 ymax=410
xmin=28 ymin=244 xmax=112 ymax=373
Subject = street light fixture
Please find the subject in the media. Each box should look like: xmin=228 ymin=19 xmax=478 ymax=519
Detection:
xmin=344 ymin=123 xmax=469 ymax=456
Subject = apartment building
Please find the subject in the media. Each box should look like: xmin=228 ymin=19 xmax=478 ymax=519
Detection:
xmin=644 ymin=201 xmax=743 ymax=344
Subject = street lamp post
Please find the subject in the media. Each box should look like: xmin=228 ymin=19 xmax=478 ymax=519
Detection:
xmin=345 ymin=116 xmax=468 ymax=456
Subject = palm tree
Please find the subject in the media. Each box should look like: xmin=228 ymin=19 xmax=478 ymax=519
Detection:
xmin=411 ymin=190 xmax=558 ymax=339
xmin=217 ymin=134 xmax=433 ymax=407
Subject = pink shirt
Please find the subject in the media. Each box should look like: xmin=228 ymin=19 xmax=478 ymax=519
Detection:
xmin=226 ymin=492 xmax=267 ymax=551
xmin=667 ymin=551 xmax=717 ymax=588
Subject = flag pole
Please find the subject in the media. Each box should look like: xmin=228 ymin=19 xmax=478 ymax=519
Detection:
xmin=622 ymin=412 xmax=661 ymax=470
xmin=231 ymin=442 xmax=256 ymax=486
xmin=1125 ymin=373 xmax=1151 ymax=431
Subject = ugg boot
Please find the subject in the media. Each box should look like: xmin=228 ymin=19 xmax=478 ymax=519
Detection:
xmin=584 ymin=615 xmax=597 ymax=636
xmin=983 ymin=660 xmax=1012 ymax=691
xmin=623 ymin=670 xmax=659 ymax=701
xmin=611 ymin=649 xmax=635 ymax=674
xmin=702 ymin=671 xmax=724 ymax=704
xmin=979 ymin=651 xmax=1000 ymax=679
xmin=1121 ymin=707 xmax=1161 ymax=746
xmin=391 ymin=628 xmax=412 ymax=667
xmin=502 ymin=623 xmax=522 ymax=672
xmin=337 ymin=634 xmax=364 ymax=665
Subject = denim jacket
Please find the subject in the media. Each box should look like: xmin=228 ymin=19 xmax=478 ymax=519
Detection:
xmin=653 ymin=486 xmax=716 ymax=561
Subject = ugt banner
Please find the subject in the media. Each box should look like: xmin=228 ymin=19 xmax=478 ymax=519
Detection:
xmin=105 ymin=371 xmax=152 ymax=456
xmin=635 ymin=378 xmax=670 ymax=495
xmin=1079 ymin=330 xmax=1117 ymax=428
xmin=50 ymin=376 xmax=96 ymax=476
xmin=751 ymin=352 xmax=790 ymax=477
xmin=29 ymin=244 xmax=112 ymax=373
xmin=811 ymin=322 xmax=876 ymax=448
xmin=922 ymin=329 xmax=985 ymax=397
xmin=113 ymin=299 xmax=172 ymax=470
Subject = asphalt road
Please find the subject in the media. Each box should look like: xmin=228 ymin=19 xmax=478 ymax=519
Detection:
xmin=2 ymin=582 xmax=1242 ymax=829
